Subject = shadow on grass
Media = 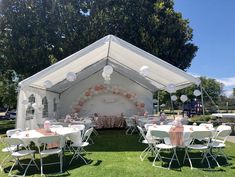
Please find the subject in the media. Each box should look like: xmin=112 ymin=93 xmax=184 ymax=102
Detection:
xmin=86 ymin=129 xmax=145 ymax=152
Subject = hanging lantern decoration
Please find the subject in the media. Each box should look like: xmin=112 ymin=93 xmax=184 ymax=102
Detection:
xmin=193 ymin=89 xmax=201 ymax=97
xmin=166 ymin=83 xmax=176 ymax=93
xmin=43 ymin=80 xmax=53 ymax=88
xmin=171 ymin=95 xmax=177 ymax=101
xmin=139 ymin=65 xmax=149 ymax=77
xmin=180 ymin=95 xmax=188 ymax=103
xmin=103 ymin=65 xmax=113 ymax=75
xmin=66 ymin=72 xmax=77 ymax=82
xmin=195 ymin=78 xmax=201 ymax=86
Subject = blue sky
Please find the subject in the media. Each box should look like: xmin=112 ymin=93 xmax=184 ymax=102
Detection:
xmin=174 ymin=0 xmax=235 ymax=96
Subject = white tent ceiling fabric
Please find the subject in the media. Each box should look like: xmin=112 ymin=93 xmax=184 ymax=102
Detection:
xmin=19 ymin=35 xmax=200 ymax=93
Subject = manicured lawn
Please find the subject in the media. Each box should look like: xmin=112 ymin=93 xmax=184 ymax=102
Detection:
xmin=1 ymin=129 xmax=235 ymax=177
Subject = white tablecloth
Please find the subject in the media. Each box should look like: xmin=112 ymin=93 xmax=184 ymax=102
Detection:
xmin=146 ymin=125 xmax=215 ymax=147
xmin=12 ymin=127 xmax=81 ymax=146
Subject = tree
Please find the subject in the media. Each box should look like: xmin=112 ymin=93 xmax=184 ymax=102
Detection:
xmin=1 ymin=0 xmax=198 ymax=78
xmin=87 ymin=0 xmax=198 ymax=70
xmin=0 ymin=70 xmax=19 ymax=108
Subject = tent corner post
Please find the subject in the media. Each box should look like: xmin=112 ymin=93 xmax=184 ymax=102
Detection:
xmin=200 ymin=84 xmax=205 ymax=116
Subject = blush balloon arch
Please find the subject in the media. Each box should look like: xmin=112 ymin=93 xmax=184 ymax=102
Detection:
xmin=73 ymin=84 xmax=145 ymax=113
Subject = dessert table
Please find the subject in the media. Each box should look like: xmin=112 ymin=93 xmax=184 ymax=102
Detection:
xmin=95 ymin=116 xmax=126 ymax=129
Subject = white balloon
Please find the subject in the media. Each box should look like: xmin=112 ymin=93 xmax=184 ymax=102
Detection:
xmin=22 ymin=100 xmax=28 ymax=105
xmin=195 ymin=79 xmax=201 ymax=86
xmin=193 ymin=89 xmax=201 ymax=97
xmin=43 ymin=80 xmax=53 ymax=88
xmin=171 ymin=95 xmax=177 ymax=101
xmin=166 ymin=84 xmax=176 ymax=93
xmin=103 ymin=65 xmax=113 ymax=75
xmin=139 ymin=65 xmax=149 ymax=77
xmin=66 ymin=72 xmax=77 ymax=82
xmin=180 ymin=95 xmax=188 ymax=102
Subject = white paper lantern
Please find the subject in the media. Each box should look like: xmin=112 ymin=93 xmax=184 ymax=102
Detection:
xmin=43 ymin=80 xmax=53 ymax=88
xmin=171 ymin=95 xmax=177 ymax=101
xmin=22 ymin=100 xmax=28 ymax=105
xmin=103 ymin=65 xmax=113 ymax=75
xmin=193 ymin=89 xmax=201 ymax=97
xmin=166 ymin=84 xmax=176 ymax=93
xmin=66 ymin=72 xmax=77 ymax=82
xmin=139 ymin=65 xmax=149 ymax=77
xmin=195 ymin=79 xmax=201 ymax=86
xmin=180 ymin=95 xmax=188 ymax=102
xmin=32 ymin=103 xmax=37 ymax=109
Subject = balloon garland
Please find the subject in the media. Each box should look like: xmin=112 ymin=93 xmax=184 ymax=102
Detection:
xmin=73 ymin=84 xmax=145 ymax=113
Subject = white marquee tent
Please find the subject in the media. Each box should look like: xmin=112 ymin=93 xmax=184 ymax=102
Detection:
xmin=16 ymin=35 xmax=201 ymax=129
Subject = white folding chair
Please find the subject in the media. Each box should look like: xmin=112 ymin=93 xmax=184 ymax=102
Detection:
xmin=0 ymin=136 xmax=18 ymax=172
xmin=6 ymin=128 xmax=23 ymax=137
xmin=0 ymin=129 xmax=23 ymax=171
xmin=37 ymin=135 xmax=65 ymax=176
xmin=210 ymin=126 xmax=232 ymax=164
xmin=70 ymin=124 xmax=86 ymax=137
xmin=4 ymin=137 xmax=39 ymax=177
xmin=183 ymin=130 xmax=220 ymax=169
xmin=150 ymin=130 xmax=180 ymax=169
xmin=50 ymin=124 xmax=63 ymax=128
xmin=125 ymin=117 xmax=137 ymax=135
xmin=68 ymin=128 xmax=93 ymax=166
xmin=137 ymin=126 xmax=157 ymax=161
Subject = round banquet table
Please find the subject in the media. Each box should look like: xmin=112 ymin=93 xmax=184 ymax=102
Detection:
xmin=11 ymin=127 xmax=82 ymax=146
xmin=146 ymin=125 xmax=215 ymax=147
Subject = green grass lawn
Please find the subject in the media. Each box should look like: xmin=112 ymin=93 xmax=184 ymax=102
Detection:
xmin=1 ymin=129 xmax=235 ymax=177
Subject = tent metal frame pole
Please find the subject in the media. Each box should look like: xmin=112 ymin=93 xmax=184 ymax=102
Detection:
xmin=157 ymin=91 xmax=160 ymax=113
xmin=200 ymin=84 xmax=205 ymax=115
xmin=169 ymin=93 xmax=174 ymax=115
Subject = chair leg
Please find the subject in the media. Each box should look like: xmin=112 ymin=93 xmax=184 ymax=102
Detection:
xmin=60 ymin=153 xmax=63 ymax=173
xmin=8 ymin=160 xmax=17 ymax=177
xmin=0 ymin=154 xmax=11 ymax=171
xmin=152 ymin=149 xmax=161 ymax=167
xmin=93 ymin=129 xmax=99 ymax=136
xmin=140 ymin=146 xmax=150 ymax=161
xmin=40 ymin=156 xmax=44 ymax=176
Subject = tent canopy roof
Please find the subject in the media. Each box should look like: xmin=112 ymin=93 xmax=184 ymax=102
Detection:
xmin=19 ymin=35 xmax=200 ymax=93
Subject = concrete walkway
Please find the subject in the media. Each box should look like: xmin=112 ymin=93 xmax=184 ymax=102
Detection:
xmin=227 ymin=136 xmax=235 ymax=143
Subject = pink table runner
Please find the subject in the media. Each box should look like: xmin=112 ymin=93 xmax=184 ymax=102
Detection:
xmin=169 ymin=126 xmax=184 ymax=146
xmin=36 ymin=128 xmax=59 ymax=148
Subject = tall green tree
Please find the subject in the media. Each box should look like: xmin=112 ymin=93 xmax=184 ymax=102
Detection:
xmin=1 ymin=0 xmax=198 ymax=78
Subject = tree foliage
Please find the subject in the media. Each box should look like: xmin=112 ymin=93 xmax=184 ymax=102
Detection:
xmin=0 ymin=70 xmax=19 ymax=108
xmin=0 ymin=0 xmax=198 ymax=108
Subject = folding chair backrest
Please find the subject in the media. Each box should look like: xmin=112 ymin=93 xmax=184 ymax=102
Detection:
xmin=216 ymin=125 xmax=231 ymax=132
xmin=6 ymin=129 xmax=22 ymax=137
xmin=50 ymin=125 xmax=63 ymax=128
xmin=144 ymin=124 xmax=154 ymax=131
xmin=125 ymin=118 xmax=135 ymax=127
xmin=70 ymin=124 xmax=85 ymax=131
xmin=150 ymin=130 xmax=170 ymax=139
xmin=215 ymin=129 xmax=232 ymax=143
xmin=4 ymin=137 xmax=25 ymax=147
xmin=137 ymin=126 xmax=146 ymax=139
xmin=83 ymin=128 xmax=93 ymax=142
xmin=190 ymin=130 xmax=212 ymax=139
xmin=38 ymin=135 xmax=65 ymax=148
xmin=68 ymin=131 xmax=82 ymax=145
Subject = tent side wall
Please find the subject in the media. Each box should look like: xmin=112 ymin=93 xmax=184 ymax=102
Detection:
xmin=59 ymin=70 xmax=153 ymax=118
xmin=16 ymin=87 xmax=59 ymax=130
